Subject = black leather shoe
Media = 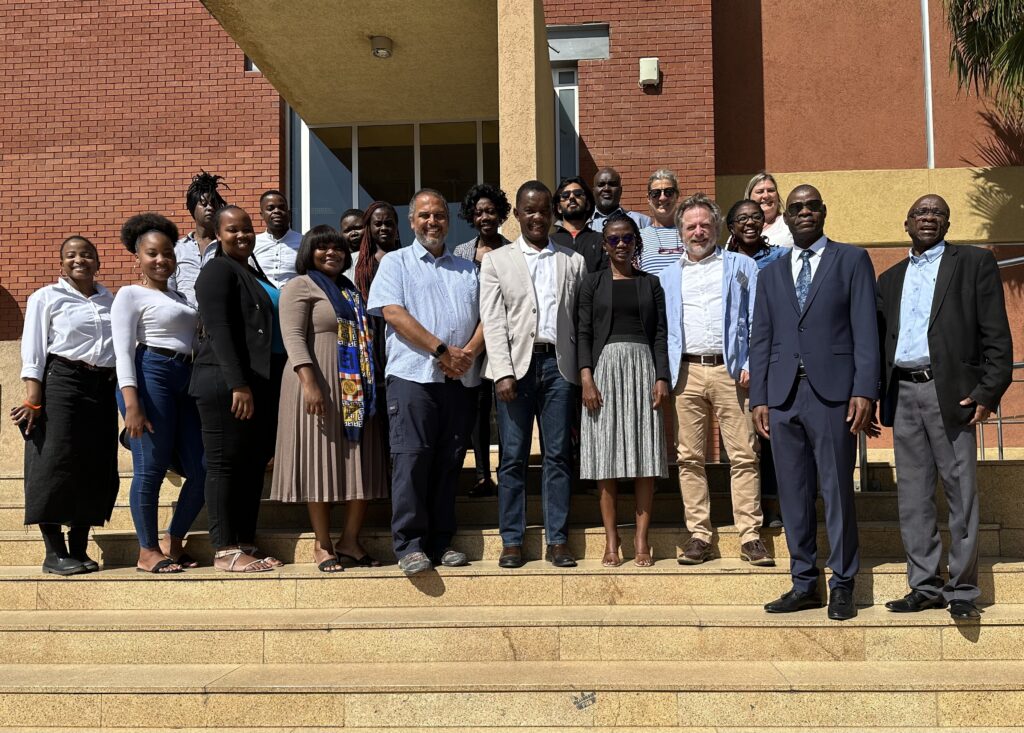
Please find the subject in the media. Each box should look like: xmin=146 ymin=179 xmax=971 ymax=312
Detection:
xmin=949 ymin=599 xmax=981 ymax=620
xmin=547 ymin=543 xmax=577 ymax=568
xmin=764 ymin=587 xmax=823 ymax=613
xmin=885 ymin=590 xmax=947 ymax=613
xmin=41 ymin=553 xmax=87 ymax=576
xmin=498 ymin=546 xmax=525 ymax=569
xmin=828 ymin=587 xmax=857 ymax=620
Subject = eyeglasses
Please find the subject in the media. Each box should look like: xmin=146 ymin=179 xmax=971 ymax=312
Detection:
xmin=648 ymin=187 xmax=678 ymax=200
xmin=909 ymin=207 xmax=949 ymax=220
xmin=558 ymin=189 xmax=585 ymax=201
xmin=785 ymin=199 xmax=825 ymax=217
xmin=314 ymin=243 xmax=347 ymax=253
xmin=605 ymin=234 xmax=636 ymax=246
xmin=732 ymin=213 xmax=765 ymax=225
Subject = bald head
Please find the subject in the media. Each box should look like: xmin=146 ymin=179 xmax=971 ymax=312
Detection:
xmin=905 ymin=194 xmax=950 ymax=253
xmin=593 ymin=167 xmax=623 ymax=214
xmin=783 ymin=184 xmax=827 ymax=248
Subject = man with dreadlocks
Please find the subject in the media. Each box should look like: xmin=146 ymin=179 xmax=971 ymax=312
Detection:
xmin=168 ymin=171 xmax=228 ymax=307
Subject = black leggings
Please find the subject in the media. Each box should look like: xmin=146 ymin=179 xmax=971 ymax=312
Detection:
xmin=192 ymin=360 xmax=282 ymax=549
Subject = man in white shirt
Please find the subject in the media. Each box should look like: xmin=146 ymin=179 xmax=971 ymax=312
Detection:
xmin=658 ymin=193 xmax=771 ymax=567
xmin=253 ymin=190 xmax=302 ymax=288
xmin=479 ymin=180 xmax=587 ymax=570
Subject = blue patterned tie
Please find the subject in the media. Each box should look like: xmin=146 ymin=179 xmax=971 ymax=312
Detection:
xmin=796 ymin=249 xmax=813 ymax=310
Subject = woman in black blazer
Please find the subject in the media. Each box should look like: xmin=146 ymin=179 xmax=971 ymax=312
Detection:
xmin=191 ymin=205 xmax=286 ymax=572
xmin=577 ymin=213 xmax=670 ymax=568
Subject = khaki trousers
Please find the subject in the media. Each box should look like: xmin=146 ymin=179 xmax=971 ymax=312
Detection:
xmin=673 ymin=362 xmax=761 ymax=543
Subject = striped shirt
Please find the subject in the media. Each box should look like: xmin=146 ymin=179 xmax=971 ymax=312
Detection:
xmin=638 ymin=226 xmax=685 ymax=275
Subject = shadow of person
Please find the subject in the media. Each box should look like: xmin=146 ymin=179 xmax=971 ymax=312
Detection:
xmin=407 ymin=570 xmax=448 ymax=597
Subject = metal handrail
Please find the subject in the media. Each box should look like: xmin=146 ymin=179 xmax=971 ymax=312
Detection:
xmin=979 ymin=361 xmax=1024 ymax=461
xmin=998 ymin=255 xmax=1024 ymax=269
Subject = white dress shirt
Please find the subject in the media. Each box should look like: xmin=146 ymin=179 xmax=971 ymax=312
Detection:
xmin=168 ymin=232 xmax=218 ymax=307
xmin=790 ymin=235 xmax=829 ymax=284
xmin=111 ymin=285 xmax=199 ymax=388
xmin=20 ymin=278 xmax=115 ymax=380
xmin=680 ymin=249 xmax=724 ymax=355
xmin=253 ymin=228 xmax=302 ymax=288
xmin=519 ymin=237 xmax=559 ymax=344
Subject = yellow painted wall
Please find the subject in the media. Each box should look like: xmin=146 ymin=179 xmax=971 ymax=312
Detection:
xmin=716 ymin=167 xmax=1024 ymax=246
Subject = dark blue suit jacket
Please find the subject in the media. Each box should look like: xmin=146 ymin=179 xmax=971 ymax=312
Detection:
xmin=749 ymin=240 xmax=879 ymax=407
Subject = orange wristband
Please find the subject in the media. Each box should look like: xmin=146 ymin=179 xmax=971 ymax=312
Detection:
xmin=22 ymin=401 xmax=41 ymax=411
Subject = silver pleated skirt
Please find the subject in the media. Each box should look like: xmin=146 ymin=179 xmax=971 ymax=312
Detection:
xmin=579 ymin=341 xmax=668 ymax=481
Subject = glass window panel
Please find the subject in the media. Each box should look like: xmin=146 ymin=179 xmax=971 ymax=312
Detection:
xmin=482 ymin=120 xmax=500 ymax=190
xmin=557 ymin=69 xmax=575 ymax=85
xmin=288 ymin=108 xmax=303 ymax=224
xmin=557 ymin=87 xmax=578 ymax=179
xmin=420 ymin=122 xmax=478 ymax=248
xmin=357 ymin=124 xmax=415 ymax=247
xmin=309 ymin=126 xmax=354 ymax=230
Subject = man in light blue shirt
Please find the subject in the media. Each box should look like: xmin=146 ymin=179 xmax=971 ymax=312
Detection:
xmin=588 ymin=167 xmax=651 ymax=233
xmin=893 ymin=242 xmax=944 ymax=369
xmin=366 ymin=188 xmax=483 ymax=576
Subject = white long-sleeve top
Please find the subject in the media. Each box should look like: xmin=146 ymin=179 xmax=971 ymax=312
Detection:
xmin=20 ymin=278 xmax=115 ymax=381
xmin=111 ymin=285 xmax=199 ymax=388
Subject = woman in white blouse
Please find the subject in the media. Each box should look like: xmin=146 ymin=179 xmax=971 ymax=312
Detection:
xmin=744 ymin=172 xmax=794 ymax=248
xmin=112 ymin=213 xmax=206 ymax=574
xmin=11 ymin=236 xmax=118 ymax=575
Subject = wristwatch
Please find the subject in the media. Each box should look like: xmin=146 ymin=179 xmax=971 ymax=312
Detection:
xmin=432 ymin=342 xmax=448 ymax=359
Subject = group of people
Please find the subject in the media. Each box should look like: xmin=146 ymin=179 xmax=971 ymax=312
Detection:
xmin=12 ymin=166 xmax=1012 ymax=623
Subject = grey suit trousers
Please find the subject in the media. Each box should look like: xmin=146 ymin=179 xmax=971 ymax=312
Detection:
xmin=893 ymin=379 xmax=980 ymax=603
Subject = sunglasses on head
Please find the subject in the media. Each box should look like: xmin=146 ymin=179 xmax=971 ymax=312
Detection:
xmin=605 ymin=234 xmax=636 ymax=247
xmin=648 ymin=187 xmax=678 ymax=200
xmin=558 ymin=189 xmax=585 ymax=201
xmin=785 ymin=199 xmax=825 ymax=217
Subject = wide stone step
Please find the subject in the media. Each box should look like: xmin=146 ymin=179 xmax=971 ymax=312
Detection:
xmin=0 ymin=521 xmax=1001 ymax=567
xmin=0 ymin=604 xmax=1021 ymax=664
xmin=1 ymin=559 xmax=1021 ymax=610
xmin=0 ymin=661 xmax=1023 ymax=728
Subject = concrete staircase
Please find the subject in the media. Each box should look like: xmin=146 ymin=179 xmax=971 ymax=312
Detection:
xmin=1 ymin=461 xmax=1023 ymax=730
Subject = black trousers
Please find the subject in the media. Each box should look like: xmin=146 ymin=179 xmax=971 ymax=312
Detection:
xmin=192 ymin=357 xmax=283 ymax=549
xmin=387 ymin=376 xmax=472 ymax=560
xmin=467 ymin=378 xmax=499 ymax=482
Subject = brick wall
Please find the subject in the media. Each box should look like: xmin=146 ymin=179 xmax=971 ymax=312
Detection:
xmin=0 ymin=0 xmax=280 ymax=340
xmin=543 ymin=0 xmax=715 ymax=211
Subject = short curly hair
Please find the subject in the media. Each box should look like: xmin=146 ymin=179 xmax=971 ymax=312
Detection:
xmin=120 ymin=213 xmax=180 ymax=254
xmin=459 ymin=183 xmax=511 ymax=225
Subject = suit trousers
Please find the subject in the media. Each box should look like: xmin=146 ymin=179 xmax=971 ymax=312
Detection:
xmin=674 ymin=363 xmax=761 ymax=544
xmin=387 ymin=376 xmax=472 ymax=560
xmin=893 ymin=378 xmax=980 ymax=602
xmin=769 ymin=376 xmax=860 ymax=592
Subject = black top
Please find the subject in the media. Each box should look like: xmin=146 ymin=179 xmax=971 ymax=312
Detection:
xmin=576 ymin=267 xmax=670 ymax=382
xmin=550 ymin=224 xmax=607 ymax=273
xmin=608 ymin=279 xmax=645 ymax=341
xmin=190 ymin=254 xmax=275 ymax=392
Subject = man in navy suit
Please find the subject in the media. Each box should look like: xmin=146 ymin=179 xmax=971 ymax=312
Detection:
xmin=749 ymin=184 xmax=879 ymax=620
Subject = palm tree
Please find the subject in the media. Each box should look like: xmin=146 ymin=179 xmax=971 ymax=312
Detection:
xmin=945 ymin=0 xmax=1024 ymax=104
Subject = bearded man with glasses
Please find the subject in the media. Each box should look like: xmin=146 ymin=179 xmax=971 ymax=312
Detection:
xmin=550 ymin=176 xmax=606 ymax=273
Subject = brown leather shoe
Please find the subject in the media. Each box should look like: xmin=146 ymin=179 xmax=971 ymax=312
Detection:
xmin=498 ymin=545 xmax=524 ymax=569
xmin=740 ymin=539 xmax=775 ymax=567
xmin=677 ymin=536 xmax=712 ymax=565
xmin=546 ymin=543 xmax=577 ymax=568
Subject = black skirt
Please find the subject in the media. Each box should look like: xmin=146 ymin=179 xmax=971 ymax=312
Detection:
xmin=23 ymin=357 xmax=119 ymax=526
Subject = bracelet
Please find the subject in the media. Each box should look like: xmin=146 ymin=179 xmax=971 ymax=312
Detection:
xmin=22 ymin=400 xmax=41 ymax=410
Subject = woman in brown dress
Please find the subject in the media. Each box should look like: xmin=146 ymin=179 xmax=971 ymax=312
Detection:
xmin=271 ymin=225 xmax=388 ymax=571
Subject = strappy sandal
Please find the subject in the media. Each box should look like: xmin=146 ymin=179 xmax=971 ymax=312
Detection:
xmin=317 ymin=556 xmax=345 ymax=573
xmin=602 ymin=550 xmax=622 ymax=568
xmin=214 ymin=548 xmax=274 ymax=573
xmin=240 ymin=544 xmax=283 ymax=567
xmin=634 ymin=551 xmax=654 ymax=568
xmin=137 ymin=558 xmax=183 ymax=574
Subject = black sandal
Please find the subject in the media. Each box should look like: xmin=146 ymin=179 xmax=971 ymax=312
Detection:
xmin=137 ymin=558 xmax=183 ymax=574
xmin=172 ymin=552 xmax=199 ymax=568
xmin=317 ymin=556 xmax=345 ymax=573
xmin=336 ymin=552 xmax=382 ymax=568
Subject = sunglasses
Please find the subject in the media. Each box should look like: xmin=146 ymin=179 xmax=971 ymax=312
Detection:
xmin=648 ymin=187 xmax=678 ymax=200
xmin=558 ymin=189 xmax=585 ymax=201
xmin=785 ymin=199 xmax=825 ymax=217
xmin=605 ymin=234 xmax=636 ymax=247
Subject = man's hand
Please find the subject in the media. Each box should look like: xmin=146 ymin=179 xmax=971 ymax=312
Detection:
xmin=846 ymin=396 xmax=873 ymax=434
xmin=961 ymin=396 xmax=993 ymax=426
xmin=737 ymin=369 xmax=750 ymax=389
xmin=495 ymin=376 xmax=517 ymax=403
xmin=752 ymin=405 xmax=770 ymax=439
xmin=439 ymin=345 xmax=473 ymax=377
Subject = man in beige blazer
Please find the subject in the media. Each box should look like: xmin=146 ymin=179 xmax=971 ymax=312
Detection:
xmin=479 ymin=180 xmax=587 ymax=569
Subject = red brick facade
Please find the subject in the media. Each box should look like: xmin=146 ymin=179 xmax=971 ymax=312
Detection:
xmin=543 ymin=0 xmax=716 ymax=211
xmin=0 ymin=0 xmax=280 ymax=339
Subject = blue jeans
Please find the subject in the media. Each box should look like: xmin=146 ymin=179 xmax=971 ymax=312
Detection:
xmin=494 ymin=352 xmax=575 ymax=547
xmin=116 ymin=349 xmax=206 ymax=549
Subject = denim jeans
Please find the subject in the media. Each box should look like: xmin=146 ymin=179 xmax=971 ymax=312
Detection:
xmin=116 ymin=348 xmax=206 ymax=549
xmin=494 ymin=352 xmax=575 ymax=547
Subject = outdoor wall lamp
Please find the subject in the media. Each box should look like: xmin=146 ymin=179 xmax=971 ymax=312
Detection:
xmin=371 ymin=36 xmax=393 ymax=59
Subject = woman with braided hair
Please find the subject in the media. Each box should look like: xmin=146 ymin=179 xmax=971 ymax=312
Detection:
xmin=168 ymin=170 xmax=229 ymax=307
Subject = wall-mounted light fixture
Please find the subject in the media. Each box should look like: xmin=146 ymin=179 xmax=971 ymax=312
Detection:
xmin=371 ymin=36 xmax=393 ymax=59
xmin=639 ymin=57 xmax=660 ymax=87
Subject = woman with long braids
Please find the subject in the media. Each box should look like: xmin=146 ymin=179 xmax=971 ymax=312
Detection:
xmin=12 ymin=235 xmax=118 ymax=575
xmin=353 ymin=201 xmax=401 ymax=302
xmin=191 ymin=205 xmax=285 ymax=572
xmin=112 ymin=213 xmax=206 ymax=573
xmin=169 ymin=170 xmax=229 ymax=307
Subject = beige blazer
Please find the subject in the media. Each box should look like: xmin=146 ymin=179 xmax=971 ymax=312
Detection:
xmin=479 ymin=238 xmax=586 ymax=384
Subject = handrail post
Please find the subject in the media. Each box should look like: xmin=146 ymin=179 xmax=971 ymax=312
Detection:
xmin=996 ymin=403 xmax=1004 ymax=461
xmin=857 ymin=432 xmax=868 ymax=492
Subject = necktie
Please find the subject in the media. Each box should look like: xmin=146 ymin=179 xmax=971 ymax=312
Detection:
xmin=796 ymin=249 xmax=813 ymax=310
